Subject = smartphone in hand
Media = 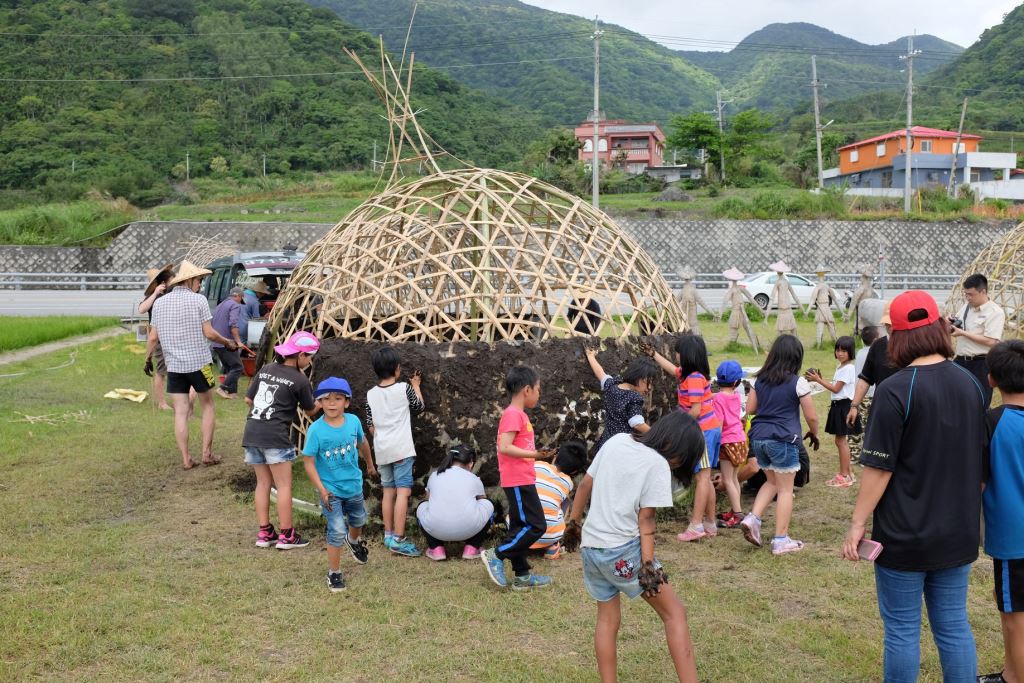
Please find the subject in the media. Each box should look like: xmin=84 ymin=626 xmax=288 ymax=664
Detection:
xmin=857 ymin=539 xmax=883 ymax=562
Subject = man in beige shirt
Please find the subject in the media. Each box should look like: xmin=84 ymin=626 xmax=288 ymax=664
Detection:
xmin=952 ymin=273 xmax=1005 ymax=406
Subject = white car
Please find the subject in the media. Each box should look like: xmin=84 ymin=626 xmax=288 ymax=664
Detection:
xmin=739 ymin=271 xmax=843 ymax=311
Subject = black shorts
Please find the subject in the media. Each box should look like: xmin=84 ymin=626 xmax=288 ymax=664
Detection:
xmin=166 ymin=365 xmax=215 ymax=394
xmin=993 ymin=558 xmax=1024 ymax=613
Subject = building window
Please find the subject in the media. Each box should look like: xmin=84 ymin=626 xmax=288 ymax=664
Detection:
xmin=850 ymin=149 xmax=859 ymax=163
xmin=971 ymin=170 xmax=981 ymax=183
xmin=582 ymin=139 xmax=593 ymax=152
xmin=926 ymin=171 xmax=940 ymax=183
xmin=956 ymin=142 xmax=967 ymax=153
xmin=598 ymin=139 xmax=608 ymax=152
xmin=850 ymin=173 xmax=861 ymax=186
xmin=876 ymin=142 xmax=886 ymax=157
xmin=882 ymin=170 xmax=893 ymax=188
xmin=920 ymin=140 xmax=933 ymax=152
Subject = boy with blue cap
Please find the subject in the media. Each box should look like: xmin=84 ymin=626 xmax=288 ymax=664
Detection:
xmin=712 ymin=360 xmax=749 ymax=529
xmin=302 ymin=376 xmax=378 ymax=592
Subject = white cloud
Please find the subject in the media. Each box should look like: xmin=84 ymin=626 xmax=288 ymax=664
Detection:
xmin=522 ymin=0 xmax=1022 ymax=50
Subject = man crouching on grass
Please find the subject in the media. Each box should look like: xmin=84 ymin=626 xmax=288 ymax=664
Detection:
xmin=563 ymin=410 xmax=705 ymax=683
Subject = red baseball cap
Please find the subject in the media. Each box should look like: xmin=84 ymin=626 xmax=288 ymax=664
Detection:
xmin=889 ymin=290 xmax=941 ymax=331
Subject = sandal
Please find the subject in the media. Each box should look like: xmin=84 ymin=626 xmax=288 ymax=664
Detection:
xmin=202 ymin=456 xmax=222 ymax=466
xmin=826 ymin=474 xmax=849 ymax=487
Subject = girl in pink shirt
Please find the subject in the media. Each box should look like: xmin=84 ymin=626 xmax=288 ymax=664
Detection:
xmin=712 ymin=361 xmax=749 ymax=529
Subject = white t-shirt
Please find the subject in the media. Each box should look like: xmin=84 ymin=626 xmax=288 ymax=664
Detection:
xmin=831 ymin=363 xmax=857 ymax=401
xmin=415 ymin=467 xmax=494 ymax=542
xmin=581 ymin=433 xmax=673 ymax=549
xmin=365 ymin=382 xmax=418 ymax=466
xmin=854 ymin=347 xmax=875 ymax=398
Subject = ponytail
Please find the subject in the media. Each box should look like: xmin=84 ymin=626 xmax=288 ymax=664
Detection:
xmin=438 ymin=443 xmax=477 ymax=474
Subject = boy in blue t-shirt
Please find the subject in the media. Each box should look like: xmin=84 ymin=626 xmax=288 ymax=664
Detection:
xmin=303 ymin=377 xmax=378 ymax=593
xmin=982 ymin=340 xmax=1024 ymax=683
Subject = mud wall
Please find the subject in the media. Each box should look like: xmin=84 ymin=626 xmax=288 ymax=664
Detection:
xmin=312 ymin=335 xmax=681 ymax=494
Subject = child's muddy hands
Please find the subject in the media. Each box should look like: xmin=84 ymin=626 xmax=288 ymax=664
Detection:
xmin=638 ymin=561 xmax=669 ymax=597
xmin=410 ymin=368 xmax=422 ymax=386
xmin=535 ymin=447 xmax=557 ymax=461
xmin=562 ymin=520 xmax=581 ymax=553
xmin=638 ymin=341 xmax=655 ymax=358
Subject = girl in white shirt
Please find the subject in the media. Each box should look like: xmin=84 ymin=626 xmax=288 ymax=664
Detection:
xmin=806 ymin=336 xmax=861 ymax=488
xmin=415 ymin=445 xmax=494 ymax=561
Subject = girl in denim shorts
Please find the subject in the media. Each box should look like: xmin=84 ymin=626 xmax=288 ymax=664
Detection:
xmin=242 ymin=331 xmax=320 ymax=550
xmin=740 ymin=335 xmax=820 ymax=555
xmin=565 ymin=411 xmax=706 ymax=683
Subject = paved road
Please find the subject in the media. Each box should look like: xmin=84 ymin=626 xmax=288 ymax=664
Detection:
xmin=0 ymin=287 xmax=952 ymax=317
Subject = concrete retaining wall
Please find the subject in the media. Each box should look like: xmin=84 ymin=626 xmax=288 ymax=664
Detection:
xmin=0 ymin=218 xmax=1012 ymax=277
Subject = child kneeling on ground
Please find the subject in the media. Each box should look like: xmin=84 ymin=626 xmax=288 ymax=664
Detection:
xmin=303 ymin=377 xmax=378 ymax=592
xmin=415 ymin=444 xmax=494 ymax=561
xmin=564 ymin=411 xmax=705 ymax=683
xmin=530 ymin=441 xmax=588 ymax=559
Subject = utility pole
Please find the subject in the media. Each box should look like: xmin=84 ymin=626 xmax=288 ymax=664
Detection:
xmin=811 ymin=55 xmax=825 ymax=190
xmin=900 ymin=36 xmax=920 ymax=213
xmin=262 ymin=153 xmax=267 ymax=178
xmin=372 ymin=139 xmax=378 ymax=171
xmin=947 ymin=97 xmax=968 ymax=197
xmin=591 ymin=16 xmax=604 ymax=210
xmin=185 ymin=152 xmax=190 ymax=181
xmin=714 ymin=91 xmax=730 ymax=182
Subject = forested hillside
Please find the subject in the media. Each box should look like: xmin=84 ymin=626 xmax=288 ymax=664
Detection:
xmin=678 ymin=23 xmax=961 ymax=111
xmin=0 ymin=0 xmax=545 ymax=205
xmin=305 ymin=0 xmax=720 ymax=124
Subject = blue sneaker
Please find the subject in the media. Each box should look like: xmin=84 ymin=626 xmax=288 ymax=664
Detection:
xmin=511 ymin=573 xmax=552 ymax=591
xmin=481 ymin=548 xmax=507 ymax=588
xmin=388 ymin=536 xmax=421 ymax=557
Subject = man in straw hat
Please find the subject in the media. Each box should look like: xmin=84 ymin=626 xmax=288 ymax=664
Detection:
xmin=846 ymin=264 xmax=878 ymax=334
xmin=675 ymin=266 xmax=714 ymax=337
xmin=147 ymin=260 xmax=239 ymax=469
xmin=718 ymin=267 xmax=761 ymax=353
xmin=806 ymin=266 xmax=843 ymax=346
xmin=139 ymin=264 xmax=174 ymax=410
xmin=239 ymin=279 xmax=271 ymax=346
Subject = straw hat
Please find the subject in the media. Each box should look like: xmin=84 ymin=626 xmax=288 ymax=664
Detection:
xmin=167 ymin=260 xmax=212 ymax=287
xmin=768 ymin=260 xmax=791 ymax=273
xmin=859 ymin=264 xmax=876 ymax=277
xmin=676 ymin=266 xmax=697 ymax=281
xmin=247 ymin=280 xmax=270 ymax=295
xmin=723 ymin=267 xmax=745 ymax=281
xmin=814 ymin=265 xmax=830 ymax=275
xmin=144 ymin=263 xmax=174 ymax=297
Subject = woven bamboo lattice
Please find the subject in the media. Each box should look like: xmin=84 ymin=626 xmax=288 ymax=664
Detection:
xmin=946 ymin=220 xmax=1024 ymax=335
xmin=268 ymin=43 xmax=685 ymax=344
xmin=175 ymin=234 xmax=236 ymax=268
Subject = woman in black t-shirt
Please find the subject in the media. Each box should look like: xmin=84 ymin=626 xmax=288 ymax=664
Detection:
xmin=841 ymin=291 xmax=986 ymax=682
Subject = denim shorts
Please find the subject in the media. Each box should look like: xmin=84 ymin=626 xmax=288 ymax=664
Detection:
xmin=321 ymin=493 xmax=367 ymax=546
xmin=378 ymin=456 xmax=415 ymax=489
xmin=581 ymin=537 xmax=662 ymax=602
xmin=244 ymin=446 xmax=297 ymax=466
xmin=751 ymin=439 xmax=800 ymax=473
xmin=695 ymin=427 xmax=722 ymax=473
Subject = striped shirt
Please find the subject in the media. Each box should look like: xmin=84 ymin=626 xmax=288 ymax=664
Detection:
xmin=530 ymin=461 xmax=574 ymax=548
xmin=151 ymin=286 xmax=213 ymax=374
xmin=675 ymin=369 xmax=721 ymax=432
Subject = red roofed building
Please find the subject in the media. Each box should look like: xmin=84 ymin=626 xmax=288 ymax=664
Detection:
xmin=574 ymin=119 xmax=665 ymax=175
xmin=824 ymin=126 xmax=1018 ymax=194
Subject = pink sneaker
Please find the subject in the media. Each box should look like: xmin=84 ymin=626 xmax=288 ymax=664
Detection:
xmin=425 ymin=546 xmax=447 ymax=561
xmin=461 ymin=544 xmax=482 ymax=560
xmin=676 ymin=527 xmax=707 ymax=542
xmin=703 ymin=521 xmax=718 ymax=538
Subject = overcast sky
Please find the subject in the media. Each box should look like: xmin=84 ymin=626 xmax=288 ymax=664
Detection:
xmin=521 ymin=0 xmax=1021 ymax=51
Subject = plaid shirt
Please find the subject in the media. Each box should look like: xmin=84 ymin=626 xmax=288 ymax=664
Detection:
xmin=151 ymin=286 xmax=213 ymax=373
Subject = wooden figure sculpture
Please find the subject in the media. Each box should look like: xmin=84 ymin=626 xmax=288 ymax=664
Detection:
xmin=807 ymin=266 xmax=843 ymax=346
xmin=765 ymin=260 xmax=803 ymax=337
xmin=719 ymin=267 xmax=761 ymax=353
xmin=846 ymin=264 xmax=878 ymax=332
xmin=675 ymin=267 xmax=714 ymax=336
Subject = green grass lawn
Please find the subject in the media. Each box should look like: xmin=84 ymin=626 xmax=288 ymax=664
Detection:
xmin=0 ymin=322 xmax=1006 ymax=681
xmin=0 ymin=315 xmax=118 ymax=353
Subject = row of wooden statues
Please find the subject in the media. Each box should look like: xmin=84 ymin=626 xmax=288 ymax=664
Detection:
xmin=674 ymin=263 xmax=880 ymax=351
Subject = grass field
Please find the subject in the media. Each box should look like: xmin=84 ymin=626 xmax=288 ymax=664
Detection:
xmin=0 ymin=320 xmax=1006 ymax=682
xmin=0 ymin=199 xmax=138 ymax=246
xmin=0 ymin=315 xmax=118 ymax=353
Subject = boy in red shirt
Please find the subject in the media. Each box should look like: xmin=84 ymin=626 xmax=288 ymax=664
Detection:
xmin=482 ymin=365 xmax=555 ymax=590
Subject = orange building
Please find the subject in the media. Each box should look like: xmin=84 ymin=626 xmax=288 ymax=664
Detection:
xmin=574 ymin=119 xmax=665 ymax=175
xmin=837 ymin=126 xmax=980 ymax=175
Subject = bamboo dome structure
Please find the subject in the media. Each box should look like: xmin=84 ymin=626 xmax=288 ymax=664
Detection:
xmin=946 ymin=220 xmax=1024 ymax=335
xmin=269 ymin=47 xmax=685 ymax=345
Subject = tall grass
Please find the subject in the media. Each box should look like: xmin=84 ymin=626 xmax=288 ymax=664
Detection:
xmin=0 ymin=199 xmax=137 ymax=246
xmin=0 ymin=316 xmax=118 ymax=352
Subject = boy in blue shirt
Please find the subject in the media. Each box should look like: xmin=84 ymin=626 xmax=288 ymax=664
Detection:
xmin=982 ymin=340 xmax=1024 ymax=683
xmin=303 ymin=377 xmax=378 ymax=592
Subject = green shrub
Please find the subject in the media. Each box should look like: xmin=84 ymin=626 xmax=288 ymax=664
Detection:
xmin=750 ymin=191 xmax=789 ymax=218
xmin=706 ymin=184 xmax=721 ymax=197
xmin=712 ymin=197 xmax=751 ymax=218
